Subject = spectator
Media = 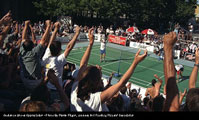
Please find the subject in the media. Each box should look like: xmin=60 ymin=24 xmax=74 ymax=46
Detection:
xmin=163 ymin=32 xmax=179 ymax=111
xmin=19 ymin=20 xmax=51 ymax=92
xmin=70 ymin=26 xmax=147 ymax=111
xmin=20 ymin=69 xmax=70 ymax=112
xmin=183 ymin=48 xmax=199 ymax=111
xmin=145 ymin=74 xmax=163 ymax=99
xmin=42 ymin=22 xmax=80 ymax=101
xmin=19 ymin=101 xmax=47 ymax=112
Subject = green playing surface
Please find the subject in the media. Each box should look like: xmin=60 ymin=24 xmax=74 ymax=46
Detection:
xmin=64 ymin=42 xmax=199 ymax=96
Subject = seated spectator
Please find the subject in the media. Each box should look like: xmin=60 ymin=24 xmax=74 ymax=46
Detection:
xmin=19 ymin=101 xmax=46 ymax=112
xmin=106 ymin=92 xmax=124 ymax=111
xmin=20 ymin=69 xmax=69 ymax=112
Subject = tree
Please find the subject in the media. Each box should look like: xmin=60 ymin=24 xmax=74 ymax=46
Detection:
xmin=33 ymin=0 xmax=197 ymax=32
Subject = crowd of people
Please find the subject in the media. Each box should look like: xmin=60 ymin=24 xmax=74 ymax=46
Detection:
xmin=0 ymin=11 xmax=199 ymax=112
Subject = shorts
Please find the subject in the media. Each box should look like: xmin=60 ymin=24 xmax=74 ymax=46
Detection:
xmin=177 ymin=68 xmax=183 ymax=75
xmin=177 ymin=71 xmax=180 ymax=75
xmin=100 ymin=49 xmax=106 ymax=54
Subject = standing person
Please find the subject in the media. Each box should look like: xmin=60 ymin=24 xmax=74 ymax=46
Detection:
xmin=70 ymin=27 xmax=147 ymax=111
xmin=145 ymin=74 xmax=163 ymax=99
xmin=42 ymin=22 xmax=80 ymax=100
xmin=163 ymin=32 xmax=180 ymax=111
xmin=19 ymin=20 xmax=51 ymax=92
xmin=185 ymin=48 xmax=199 ymax=111
xmin=175 ymin=64 xmax=184 ymax=83
xmin=100 ymin=33 xmax=106 ymax=62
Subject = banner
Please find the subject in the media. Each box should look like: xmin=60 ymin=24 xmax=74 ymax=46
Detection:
xmin=108 ymin=35 xmax=127 ymax=46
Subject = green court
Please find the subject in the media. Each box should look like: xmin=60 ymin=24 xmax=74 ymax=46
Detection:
xmin=64 ymin=42 xmax=199 ymax=95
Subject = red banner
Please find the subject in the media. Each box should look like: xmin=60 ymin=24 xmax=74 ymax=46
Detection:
xmin=108 ymin=35 xmax=127 ymax=46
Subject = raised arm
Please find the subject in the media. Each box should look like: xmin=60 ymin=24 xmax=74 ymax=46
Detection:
xmin=0 ymin=25 xmax=11 ymax=48
xmin=104 ymin=72 xmax=114 ymax=89
xmin=47 ymin=22 xmax=60 ymax=48
xmin=189 ymin=48 xmax=199 ymax=89
xmin=179 ymin=88 xmax=187 ymax=106
xmin=22 ymin=20 xmax=30 ymax=42
xmin=154 ymin=74 xmax=163 ymax=84
xmin=47 ymin=69 xmax=69 ymax=110
xmin=63 ymin=25 xmax=80 ymax=57
xmin=153 ymin=74 xmax=163 ymax=97
xmin=29 ymin=24 xmax=36 ymax=44
xmin=100 ymin=49 xmax=147 ymax=103
xmin=163 ymin=32 xmax=179 ymax=111
xmin=0 ymin=12 xmax=12 ymax=48
xmin=79 ymin=28 xmax=94 ymax=67
xmin=0 ymin=11 xmax=12 ymax=26
xmin=39 ymin=20 xmax=51 ymax=47
xmin=75 ymin=28 xmax=94 ymax=83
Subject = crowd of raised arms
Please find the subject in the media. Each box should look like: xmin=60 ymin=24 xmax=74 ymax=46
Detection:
xmin=0 ymin=11 xmax=199 ymax=112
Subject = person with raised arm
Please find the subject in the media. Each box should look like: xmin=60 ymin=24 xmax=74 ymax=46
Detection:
xmin=183 ymin=48 xmax=199 ymax=111
xmin=70 ymin=27 xmax=147 ymax=111
xmin=29 ymin=24 xmax=37 ymax=45
xmin=42 ymin=22 xmax=80 ymax=93
xmin=145 ymin=74 xmax=163 ymax=99
xmin=0 ymin=11 xmax=12 ymax=50
xmin=19 ymin=20 xmax=51 ymax=92
xmin=47 ymin=69 xmax=70 ymax=110
xmin=162 ymin=32 xmax=179 ymax=111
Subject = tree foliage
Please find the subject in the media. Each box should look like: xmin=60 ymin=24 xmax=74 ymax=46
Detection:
xmin=33 ymin=0 xmax=197 ymax=31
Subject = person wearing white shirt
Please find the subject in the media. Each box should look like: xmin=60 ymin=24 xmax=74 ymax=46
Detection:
xmin=100 ymin=34 xmax=106 ymax=62
xmin=70 ymin=28 xmax=148 ymax=111
xmin=42 ymin=22 xmax=80 ymax=100
xmin=175 ymin=64 xmax=184 ymax=83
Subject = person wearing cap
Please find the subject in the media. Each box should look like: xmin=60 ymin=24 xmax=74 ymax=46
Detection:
xmin=42 ymin=22 xmax=80 ymax=101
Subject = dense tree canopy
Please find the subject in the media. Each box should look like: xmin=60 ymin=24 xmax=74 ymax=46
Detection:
xmin=33 ymin=0 xmax=197 ymax=32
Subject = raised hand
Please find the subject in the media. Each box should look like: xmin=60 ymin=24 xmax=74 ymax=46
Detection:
xmin=163 ymin=32 xmax=177 ymax=48
xmin=47 ymin=69 xmax=59 ymax=86
xmin=88 ymin=28 xmax=94 ymax=45
xmin=195 ymin=48 xmax=199 ymax=64
xmin=180 ymin=88 xmax=187 ymax=97
xmin=54 ymin=22 xmax=61 ymax=29
xmin=75 ymin=25 xmax=81 ymax=34
xmin=25 ymin=20 xmax=30 ymax=26
xmin=133 ymin=49 xmax=147 ymax=65
xmin=0 ymin=11 xmax=12 ymax=25
xmin=45 ymin=20 xmax=51 ymax=27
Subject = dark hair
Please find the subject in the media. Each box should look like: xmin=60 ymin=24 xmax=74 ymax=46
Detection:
xmin=20 ymin=101 xmax=46 ymax=112
xmin=152 ymin=95 xmax=165 ymax=111
xmin=185 ymin=88 xmax=199 ymax=111
xmin=77 ymin=66 xmax=102 ymax=101
xmin=129 ymin=97 xmax=143 ymax=111
xmin=143 ymin=97 xmax=150 ymax=106
xmin=152 ymin=79 xmax=157 ymax=86
xmin=23 ymin=40 xmax=34 ymax=51
xmin=131 ymin=89 xmax=138 ymax=98
xmin=30 ymin=84 xmax=50 ymax=104
xmin=49 ymin=41 xmax=62 ymax=56
xmin=120 ymin=86 xmax=127 ymax=95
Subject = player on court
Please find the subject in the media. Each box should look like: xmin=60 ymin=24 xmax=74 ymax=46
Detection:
xmin=100 ymin=34 xmax=106 ymax=62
